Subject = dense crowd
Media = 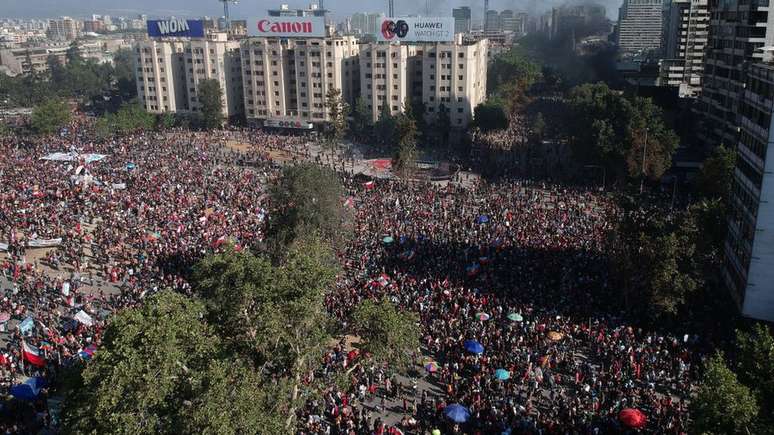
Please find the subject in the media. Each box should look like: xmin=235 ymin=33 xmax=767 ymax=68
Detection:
xmin=0 ymin=121 xmax=698 ymax=434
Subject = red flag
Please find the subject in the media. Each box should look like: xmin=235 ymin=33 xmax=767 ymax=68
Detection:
xmin=22 ymin=342 xmax=46 ymax=367
xmin=363 ymin=181 xmax=375 ymax=190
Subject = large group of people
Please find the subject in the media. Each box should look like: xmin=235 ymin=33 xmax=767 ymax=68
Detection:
xmin=0 ymin=119 xmax=698 ymax=434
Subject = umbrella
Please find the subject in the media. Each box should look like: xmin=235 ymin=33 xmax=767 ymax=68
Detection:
xmin=494 ymin=369 xmax=511 ymax=380
xmin=10 ymin=377 xmax=46 ymax=401
xmin=126 ymin=162 xmax=136 ymax=170
xmin=507 ymin=313 xmax=523 ymax=322
xmin=424 ymin=361 xmax=439 ymax=373
xmin=444 ymin=404 xmax=471 ymax=423
xmin=547 ymin=331 xmax=563 ymax=341
xmin=0 ymin=312 xmax=10 ymax=323
xmin=476 ymin=215 xmax=490 ymax=224
xmin=619 ymin=408 xmax=647 ymax=428
xmin=475 ymin=312 xmax=490 ymax=321
xmin=464 ymin=340 xmax=484 ymax=354
xmin=382 ymin=236 xmax=394 ymax=244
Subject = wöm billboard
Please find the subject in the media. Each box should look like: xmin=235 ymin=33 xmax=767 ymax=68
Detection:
xmin=377 ymin=17 xmax=454 ymax=42
xmin=147 ymin=19 xmax=205 ymax=38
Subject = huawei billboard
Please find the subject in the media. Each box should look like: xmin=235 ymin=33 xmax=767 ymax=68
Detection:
xmin=376 ymin=17 xmax=454 ymax=42
xmin=250 ymin=17 xmax=326 ymax=38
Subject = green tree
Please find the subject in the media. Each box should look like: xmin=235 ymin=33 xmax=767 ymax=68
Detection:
xmin=61 ymin=291 xmax=221 ymax=433
xmin=351 ymin=298 xmax=420 ymax=371
xmin=735 ymin=323 xmax=774 ymax=415
xmin=532 ymin=112 xmax=546 ymax=142
xmin=31 ymin=99 xmax=70 ymax=135
xmin=433 ymin=103 xmax=451 ymax=146
xmin=375 ymin=104 xmax=397 ymax=146
xmin=324 ymin=87 xmax=349 ymax=148
xmin=695 ymin=145 xmax=737 ymax=201
xmin=473 ymin=99 xmax=509 ymax=132
xmin=65 ymin=41 xmax=83 ymax=65
xmin=267 ymin=163 xmax=350 ymax=249
xmin=350 ymin=96 xmax=372 ymax=142
xmin=158 ymin=112 xmax=176 ymax=130
xmin=691 ymin=353 xmax=759 ymax=435
xmin=192 ymin=241 xmax=339 ymax=429
xmin=198 ymin=79 xmax=224 ymax=129
xmin=112 ymin=48 xmax=138 ymax=98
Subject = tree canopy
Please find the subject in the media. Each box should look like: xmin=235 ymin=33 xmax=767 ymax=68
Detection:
xmin=197 ymin=79 xmax=224 ymax=129
xmin=31 ymin=99 xmax=71 ymax=135
xmin=351 ymin=298 xmax=420 ymax=370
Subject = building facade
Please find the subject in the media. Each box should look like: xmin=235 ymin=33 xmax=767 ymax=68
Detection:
xmin=617 ymin=0 xmax=664 ymax=54
xmin=659 ymin=0 xmax=709 ymax=97
xmin=724 ymin=62 xmax=774 ymax=322
xmin=697 ymin=0 xmax=774 ymax=149
xmin=242 ymin=35 xmax=360 ymax=125
xmin=350 ymin=12 xmax=384 ymax=35
xmin=135 ymin=32 xmax=243 ymax=118
xmin=48 ymin=17 xmax=80 ymax=41
xmin=359 ymin=42 xmax=419 ymax=121
xmin=453 ymin=7 xmax=472 ymax=34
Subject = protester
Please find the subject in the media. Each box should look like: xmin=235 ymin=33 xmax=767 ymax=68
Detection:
xmin=0 ymin=119 xmax=695 ymax=434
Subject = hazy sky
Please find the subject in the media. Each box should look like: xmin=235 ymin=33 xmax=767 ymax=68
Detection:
xmin=3 ymin=0 xmax=621 ymax=20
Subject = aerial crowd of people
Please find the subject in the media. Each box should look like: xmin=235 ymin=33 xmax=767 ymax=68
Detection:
xmin=0 ymin=117 xmax=698 ymax=434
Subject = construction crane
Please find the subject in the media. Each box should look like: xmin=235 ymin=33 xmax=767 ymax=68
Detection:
xmin=218 ymin=0 xmax=238 ymax=30
xmin=388 ymin=0 xmax=395 ymax=17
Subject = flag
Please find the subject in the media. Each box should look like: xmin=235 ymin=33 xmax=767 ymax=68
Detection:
xmin=344 ymin=197 xmax=355 ymax=208
xmin=373 ymin=274 xmax=390 ymax=287
xmin=465 ymin=264 xmax=481 ymax=277
xmin=22 ymin=342 xmax=46 ymax=367
xmin=363 ymin=181 xmax=375 ymax=190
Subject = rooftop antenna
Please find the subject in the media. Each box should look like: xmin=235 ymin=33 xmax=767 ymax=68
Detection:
xmin=484 ymin=0 xmax=489 ymax=29
xmin=425 ymin=0 xmax=429 ymax=16
xmin=218 ymin=0 xmax=238 ymax=30
xmin=389 ymin=0 xmax=395 ymax=17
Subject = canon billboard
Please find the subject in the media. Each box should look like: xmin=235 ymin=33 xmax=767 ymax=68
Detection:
xmin=250 ymin=17 xmax=326 ymax=38
xmin=376 ymin=17 xmax=454 ymax=42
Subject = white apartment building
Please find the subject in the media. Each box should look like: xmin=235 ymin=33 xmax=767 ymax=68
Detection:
xmin=135 ymin=33 xmax=243 ymax=118
xmin=359 ymin=42 xmax=419 ymax=121
xmin=417 ymin=38 xmax=488 ymax=128
xmin=135 ymin=40 xmax=187 ymax=113
xmin=185 ymin=33 xmax=243 ymax=118
xmin=241 ymin=35 xmax=360 ymax=126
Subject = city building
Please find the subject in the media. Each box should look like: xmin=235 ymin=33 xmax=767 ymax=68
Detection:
xmin=453 ymin=7 xmax=472 ymax=34
xmin=359 ymin=42 xmax=419 ymax=121
xmin=135 ymin=32 xmax=244 ymax=118
xmin=416 ymin=38 xmax=488 ymax=128
xmin=723 ymin=62 xmax=774 ymax=322
xmin=350 ymin=12 xmax=385 ymax=35
xmin=617 ymin=0 xmax=664 ymax=55
xmin=697 ymin=0 xmax=772 ymax=149
xmin=241 ymin=35 xmax=360 ymax=126
xmin=48 ymin=17 xmax=80 ymax=41
xmin=0 ymin=45 xmax=68 ymax=76
xmin=658 ymin=0 xmax=708 ymax=98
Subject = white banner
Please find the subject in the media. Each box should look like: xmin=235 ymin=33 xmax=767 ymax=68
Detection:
xmin=250 ymin=17 xmax=326 ymax=37
xmin=0 ymin=242 xmax=7 ymax=251
xmin=74 ymin=310 xmax=94 ymax=327
xmin=27 ymin=238 xmax=63 ymax=248
xmin=376 ymin=17 xmax=455 ymax=42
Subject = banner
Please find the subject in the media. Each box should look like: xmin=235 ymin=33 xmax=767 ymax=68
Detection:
xmin=377 ymin=17 xmax=455 ymax=42
xmin=147 ymin=19 xmax=205 ymax=38
xmin=27 ymin=238 xmax=63 ymax=248
xmin=250 ymin=17 xmax=326 ymax=37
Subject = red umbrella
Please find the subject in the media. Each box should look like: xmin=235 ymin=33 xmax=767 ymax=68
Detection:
xmin=619 ymin=408 xmax=647 ymax=428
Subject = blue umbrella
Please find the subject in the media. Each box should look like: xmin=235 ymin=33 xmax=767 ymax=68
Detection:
xmin=444 ymin=403 xmax=471 ymax=423
xmin=463 ymin=340 xmax=484 ymax=354
xmin=10 ymin=377 xmax=46 ymax=401
xmin=382 ymin=236 xmax=394 ymax=244
xmin=476 ymin=215 xmax=490 ymax=224
xmin=126 ymin=162 xmax=137 ymax=171
xmin=495 ymin=369 xmax=511 ymax=380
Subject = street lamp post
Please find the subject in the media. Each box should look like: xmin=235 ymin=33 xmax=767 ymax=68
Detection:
xmin=639 ymin=127 xmax=649 ymax=194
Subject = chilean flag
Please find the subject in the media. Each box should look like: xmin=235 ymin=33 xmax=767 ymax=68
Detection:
xmin=363 ymin=181 xmax=375 ymax=190
xmin=22 ymin=342 xmax=46 ymax=367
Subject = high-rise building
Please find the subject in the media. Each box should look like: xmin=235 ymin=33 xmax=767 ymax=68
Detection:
xmin=658 ymin=0 xmax=708 ymax=98
xmin=135 ymin=40 xmax=188 ymax=113
xmin=617 ymin=0 xmax=664 ymax=55
xmin=48 ymin=17 xmax=80 ymax=41
xmin=453 ymin=7 xmax=472 ymax=34
xmin=350 ymin=12 xmax=385 ymax=35
xmin=697 ymin=0 xmax=772 ymax=148
xmin=723 ymin=62 xmax=774 ymax=322
xmin=360 ymin=42 xmax=419 ymax=121
xmin=484 ymin=10 xmax=502 ymax=34
xmin=241 ymin=35 xmax=360 ymax=126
